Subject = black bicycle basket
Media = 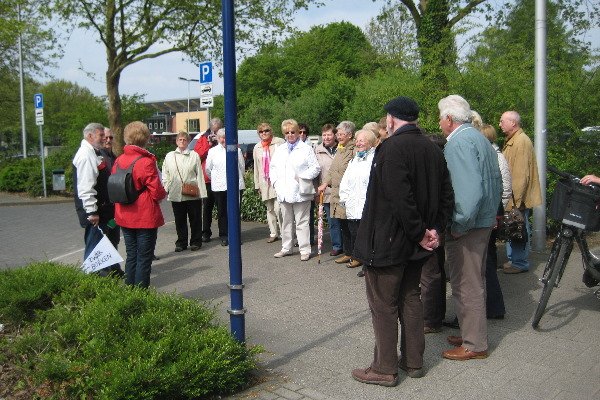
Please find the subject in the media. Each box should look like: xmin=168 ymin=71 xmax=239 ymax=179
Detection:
xmin=549 ymin=178 xmax=600 ymax=231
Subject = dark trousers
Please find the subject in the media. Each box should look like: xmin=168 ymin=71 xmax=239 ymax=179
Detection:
xmin=171 ymin=199 xmax=203 ymax=248
xmin=202 ymin=183 xmax=215 ymax=237
xmin=340 ymin=218 xmax=359 ymax=257
xmin=421 ymin=245 xmax=446 ymax=329
xmin=486 ymin=228 xmax=506 ymax=317
xmin=365 ymin=260 xmax=425 ymax=374
xmin=121 ymin=227 xmax=157 ymax=288
xmin=213 ymin=190 xmax=228 ymax=238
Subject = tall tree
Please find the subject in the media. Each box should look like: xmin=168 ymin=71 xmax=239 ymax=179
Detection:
xmin=47 ymin=0 xmax=323 ymax=151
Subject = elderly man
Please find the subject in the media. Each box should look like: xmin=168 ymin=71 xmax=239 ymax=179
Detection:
xmin=253 ymin=122 xmax=285 ymax=242
xmin=499 ymin=111 xmax=542 ymax=274
xmin=73 ymin=122 xmax=124 ymax=277
xmin=194 ymin=117 xmax=223 ymax=243
xmin=351 ymin=96 xmax=454 ymax=386
xmin=440 ymin=95 xmax=502 ymax=361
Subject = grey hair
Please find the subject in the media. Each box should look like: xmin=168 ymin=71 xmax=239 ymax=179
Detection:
xmin=471 ymin=110 xmax=483 ymax=130
xmin=355 ymin=129 xmax=377 ymax=146
xmin=216 ymin=128 xmax=226 ymax=138
xmin=210 ymin=117 xmax=223 ymax=129
xmin=438 ymin=95 xmax=472 ymax=124
xmin=336 ymin=121 xmax=356 ymax=136
xmin=83 ymin=123 xmax=104 ymax=138
xmin=504 ymin=111 xmax=521 ymax=126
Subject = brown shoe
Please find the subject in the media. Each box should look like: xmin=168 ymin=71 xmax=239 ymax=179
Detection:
xmin=447 ymin=335 xmax=463 ymax=346
xmin=335 ymin=255 xmax=351 ymax=264
xmin=503 ymin=265 xmax=526 ymax=274
xmin=424 ymin=326 xmax=441 ymax=334
xmin=347 ymin=259 xmax=362 ymax=268
xmin=267 ymin=236 xmax=279 ymax=243
xmin=351 ymin=367 xmax=398 ymax=387
xmin=399 ymin=364 xmax=425 ymax=378
xmin=329 ymin=249 xmax=343 ymax=256
xmin=442 ymin=346 xmax=488 ymax=360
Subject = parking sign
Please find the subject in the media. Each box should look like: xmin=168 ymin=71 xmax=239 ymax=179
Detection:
xmin=199 ymin=61 xmax=213 ymax=83
xmin=34 ymin=93 xmax=44 ymax=109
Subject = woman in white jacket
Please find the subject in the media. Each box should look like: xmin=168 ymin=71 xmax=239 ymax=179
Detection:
xmin=205 ymin=128 xmax=245 ymax=246
xmin=270 ymin=119 xmax=321 ymax=261
xmin=162 ymin=131 xmax=207 ymax=252
xmin=339 ymin=129 xmax=377 ymax=271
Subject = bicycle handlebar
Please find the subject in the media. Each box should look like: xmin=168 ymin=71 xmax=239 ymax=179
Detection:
xmin=547 ymin=165 xmax=578 ymax=181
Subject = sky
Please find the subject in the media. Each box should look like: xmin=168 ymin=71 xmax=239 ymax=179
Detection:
xmin=44 ymin=0 xmax=599 ymax=103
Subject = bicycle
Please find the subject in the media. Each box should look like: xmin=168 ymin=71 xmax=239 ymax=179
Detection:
xmin=531 ymin=166 xmax=600 ymax=329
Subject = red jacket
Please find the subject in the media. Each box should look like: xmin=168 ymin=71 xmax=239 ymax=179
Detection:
xmin=113 ymin=145 xmax=167 ymax=229
xmin=193 ymin=131 xmax=217 ymax=183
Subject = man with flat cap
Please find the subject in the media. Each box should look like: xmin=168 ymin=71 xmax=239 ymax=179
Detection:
xmin=351 ymin=96 xmax=454 ymax=386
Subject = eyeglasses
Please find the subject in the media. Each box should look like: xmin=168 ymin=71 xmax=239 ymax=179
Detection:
xmin=106 ymin=136 xmax=114 ymax=140
xmin=258 ymin=129 xmax=271 ymax=134
xmin=284 ymin=131 xmax=297 ymax=135
xmin=299 ymin=130 xmax=307 ymax=134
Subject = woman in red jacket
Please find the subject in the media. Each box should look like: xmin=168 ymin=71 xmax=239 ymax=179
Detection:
xmin=113 ymin=121 xmax=167 ymax=288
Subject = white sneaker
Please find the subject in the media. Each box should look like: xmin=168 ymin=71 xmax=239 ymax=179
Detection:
xmin=274 ymin=250 xmax=292 ymax=258
xmin=300 ymin=253 xmax=310 ymax=261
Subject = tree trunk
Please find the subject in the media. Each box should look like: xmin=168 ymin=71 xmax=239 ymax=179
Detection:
xmin=106 ymin=66 xmax=123 ymax=155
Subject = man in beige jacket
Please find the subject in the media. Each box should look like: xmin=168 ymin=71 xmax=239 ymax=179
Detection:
xmin=499 ymin=111 xmax=542 ymax=273
xmin=253 ymin=122 xmax=285 ymax=242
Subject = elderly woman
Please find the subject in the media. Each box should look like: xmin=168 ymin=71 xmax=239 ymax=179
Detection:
xmin=253 ymin=122 xmax=285 ymax=242
xmin=270 ymin=119 xmax=321 ymax=261
xmin=318 ymin=120 xmax=356 ymax=265
xmin=205 ymin=128 xmax=245 ymax=247
xmin=113 ymin=121 xmax=167 ymax=288
xmin=162 ymin=131 xmax=207 ymax=252
xmin=339 ymin=129 xmax=377 ymax=272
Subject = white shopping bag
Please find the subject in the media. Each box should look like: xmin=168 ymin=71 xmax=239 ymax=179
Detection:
xmin=81 ymin=234 xmax=124 ymax=274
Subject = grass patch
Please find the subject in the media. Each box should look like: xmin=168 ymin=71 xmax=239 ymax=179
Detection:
xmin=0 ymin=262 xmax=260 ymax=399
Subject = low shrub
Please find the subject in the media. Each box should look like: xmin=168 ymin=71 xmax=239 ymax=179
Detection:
xmin=0 ymin=263 xmax=259 ymax=399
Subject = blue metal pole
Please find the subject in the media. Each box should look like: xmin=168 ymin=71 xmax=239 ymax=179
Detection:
xmin=222 ymin=0 xmax=245 ymax=342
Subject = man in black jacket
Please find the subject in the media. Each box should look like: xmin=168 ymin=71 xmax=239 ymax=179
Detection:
xmin=351 ymin=96 xmax=454 ymax=387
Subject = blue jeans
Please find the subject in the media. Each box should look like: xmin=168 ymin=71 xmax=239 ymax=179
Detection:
xmin=121 ymin=227 xmax=157 ymax=288
xmin=324 ymin=203 xmax=342 ymax=251
xmin=506 ymin=208 xmax=531 ymax=271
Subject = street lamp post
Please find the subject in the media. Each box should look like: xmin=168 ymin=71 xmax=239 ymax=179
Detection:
xmin=178 ymin=77 xmax=199 ymax=132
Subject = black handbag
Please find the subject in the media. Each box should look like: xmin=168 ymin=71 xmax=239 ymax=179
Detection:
xmin=497 ymin=194 xmax=528 ymax=242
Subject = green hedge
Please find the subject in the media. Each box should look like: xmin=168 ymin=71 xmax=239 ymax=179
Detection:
xmin=0 ymin=262 xmax=259 ymax=399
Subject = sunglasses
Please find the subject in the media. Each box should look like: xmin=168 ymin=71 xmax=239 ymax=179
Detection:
xmin=258 ymin=129 xmax=271 ymax=134
xmin=284 ymin=131 xmax=297 ymax=135
xmin=106 ymin=136 xmax=114 ymax=140
xmin=299 ymin=130 xmax=307 ymax=133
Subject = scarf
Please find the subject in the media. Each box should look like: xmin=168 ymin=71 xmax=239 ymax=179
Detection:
xmin=261 ymin=138 xmax=272 ymax=183
xmin=287 ymin=140 xmax=299 ymax=152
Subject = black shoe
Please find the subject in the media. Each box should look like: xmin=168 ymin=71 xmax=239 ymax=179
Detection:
xmin=583 ymin=270 xmax=599 ymax=288
xmin=175 ymin=246 xmax=186 ymax=252
xmin=153 ymin=254 xmax=160 ymax=261
xmin=442 ymin=316 xmax=459 ymax=329
xmin=357 ymin=270 xmax=365 ymax=277
xmin=202 ymin=235 xmax=211 ymax=243
xmin=221 ymin=238 xmax=228 ymax=246
xmin=190 ymin=244 xmax=201 ymax=251
xmin=487 ymin=314 xmax=505 ymax=320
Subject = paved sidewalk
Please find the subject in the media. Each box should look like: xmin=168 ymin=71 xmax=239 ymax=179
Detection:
xmin=6 ymin=192 xmax=599 ymax=400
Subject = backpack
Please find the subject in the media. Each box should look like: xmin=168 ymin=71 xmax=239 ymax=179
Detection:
xmin=107 ymin=156 xmax=145 ymax=204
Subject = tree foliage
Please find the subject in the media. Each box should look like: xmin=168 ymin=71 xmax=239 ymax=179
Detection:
xmin=46 ymin=0 xmax=324 ymax=153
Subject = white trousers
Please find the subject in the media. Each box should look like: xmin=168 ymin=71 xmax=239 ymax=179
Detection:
xmin=280 ymin=200 xmax=311 ymax=256
xmin=264 ymin=198 xmax=281 ymax=238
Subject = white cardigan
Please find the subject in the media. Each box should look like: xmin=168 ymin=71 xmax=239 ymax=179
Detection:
xmin=339 ymin=148 xmax=375 ymax=219
xmin=205 ymin=144 xmax=245 ymax=192
xmin=493 ymin=143 xmax=512 ymax=208
xmin=269 ymin=140 xmax=321 ymax=203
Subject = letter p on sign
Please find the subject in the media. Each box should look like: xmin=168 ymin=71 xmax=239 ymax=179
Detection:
xmin=199 ymin=61 xmax=213 ymax=84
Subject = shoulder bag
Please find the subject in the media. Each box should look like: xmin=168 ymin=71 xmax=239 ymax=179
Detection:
xmin=174 ymin=153 xmax=200 ymax=197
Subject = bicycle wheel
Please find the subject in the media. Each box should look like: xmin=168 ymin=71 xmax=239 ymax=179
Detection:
xmin=532 ymin=234 xmax=572 ymax=328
